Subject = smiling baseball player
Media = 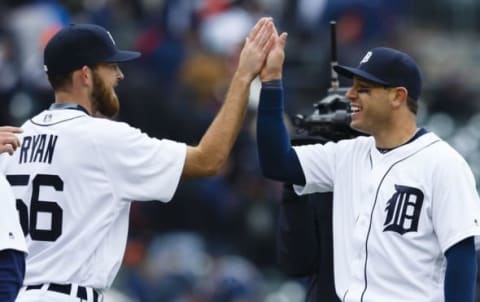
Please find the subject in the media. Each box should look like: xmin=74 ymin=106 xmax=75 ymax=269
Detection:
xmin=256 ymin=23 xmax=480 ymax=302
xmin=0 ymin=18 xmax=275 ymax=302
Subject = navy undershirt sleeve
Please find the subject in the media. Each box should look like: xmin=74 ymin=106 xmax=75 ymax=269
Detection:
xmin=257 ymin=80 xmax=305 ymax=185
xmin=444 ymin=236 xmax=476 ymax=302
xmin=0 ymin=249 xmax=25 ymax=302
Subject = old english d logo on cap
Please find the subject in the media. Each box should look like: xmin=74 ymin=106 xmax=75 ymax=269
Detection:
xmin=360 ymin=51 xmax=372 ymax=64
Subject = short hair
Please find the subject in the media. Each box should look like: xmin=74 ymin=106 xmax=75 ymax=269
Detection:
xmin=47 ymin=71 xmax=74 ymax=91
xmin=47 ymin=64 xmax=105 ymax=92
xmin=406 ymin=96 xmax=418 ymax=114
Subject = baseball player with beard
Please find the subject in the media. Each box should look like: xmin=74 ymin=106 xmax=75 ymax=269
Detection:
xmin=256 ymin=23 xmax=480 ymax=302
xmin=0 ymin=19 xmax=275 ymax=302
xmin=0 ymin=126 xmax=27 ymax=302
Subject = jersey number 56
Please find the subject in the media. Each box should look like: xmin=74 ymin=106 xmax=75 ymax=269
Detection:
xmin=6 ymin=174 xmax=63 ymax=242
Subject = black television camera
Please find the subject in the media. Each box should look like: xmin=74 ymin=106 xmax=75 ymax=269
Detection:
xmin=291 ymin=87 xmax=362 ymax=145
xmin=290 ymin=21 xmax=363 ymax=146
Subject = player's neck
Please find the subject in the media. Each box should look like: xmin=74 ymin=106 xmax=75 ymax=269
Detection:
xmin=54 ymin=91 xmax=93 ymax=115
xmin=374 ymin=123 xmax=418 ymax=150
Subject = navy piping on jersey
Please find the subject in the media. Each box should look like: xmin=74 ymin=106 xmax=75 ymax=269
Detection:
xmin=30 ymin=103 xmax=89 ymax=127
xmin=30 ymin=115 xmax=86 ymax=127
xmin=358 ymin=139 xmax=441 ymax=302
xmin=368 ymin=128 xmax=428 ymax=169
xmin=369 ymin=152 xmax=375 ymax=171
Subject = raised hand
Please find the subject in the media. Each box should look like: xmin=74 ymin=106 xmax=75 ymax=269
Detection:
xmin=0 ymin=126 xmax=22 ymax=155
xmin=236 ymin=17 xmax=275 ymax=82
xmin=260 ymin=22 xmax=288 ymax=82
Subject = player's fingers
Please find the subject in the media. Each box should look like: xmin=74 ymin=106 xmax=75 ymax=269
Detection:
xmin=0 ymin=126 xmax=22 ymax=134
xmin=0 ymin=134 xmax=21 ymax=149
xmin=278 ymin=32 xmax=288 ymax=49
xmin=272 ymin=22 xmax=279 ymax=37
xmin=248 ymin=19 xmax=263 ymax=40
xmin=255 ymin=18 xmax=273 ymax=43
xmin=249 ymin=19 xmax=267 ymax=44
xmin=249 ymin=17 xmax=269 ymax=41
xmin=262 ymin=31 xmax=276 ymax=53
xmin=0 ymin=144 xmax=14 ymax=155
xmin=6 ymin=144 xmax=14 ymax=155
xmin=12 ymin=137 xmax=20 ymax=149
xmin=255 ymin=21 xmax=274 ymax=49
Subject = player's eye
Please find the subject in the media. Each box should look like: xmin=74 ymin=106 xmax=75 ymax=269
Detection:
xmin=356 ymin=87 xmax=371 ymax=94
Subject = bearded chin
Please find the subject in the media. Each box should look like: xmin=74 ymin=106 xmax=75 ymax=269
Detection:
xmin=96 ymin=94 xmax=120 ymax=118
xmin=91 ymin=73 xmax=120 ymax=118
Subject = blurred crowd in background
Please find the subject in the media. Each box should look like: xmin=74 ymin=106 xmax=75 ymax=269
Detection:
xmin=2 ymin=0 xmax=480 ymax=301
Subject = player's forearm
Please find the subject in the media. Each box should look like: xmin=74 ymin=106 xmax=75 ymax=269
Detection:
xmin=444 ymin=237 xmax=476 ymax=302
xmin=0 ymin=249 xmax=25 ymax=301
xmin=257 ymin=80 xmax=305 ymax=185
xmin=185 ymin=72 xmax=250 ymax=177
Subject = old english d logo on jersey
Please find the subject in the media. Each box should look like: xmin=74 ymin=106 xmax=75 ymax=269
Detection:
xmin=383 ymin=184 xmax=424 ymax=235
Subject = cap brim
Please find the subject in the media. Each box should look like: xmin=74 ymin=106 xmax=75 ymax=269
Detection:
xmin=105 ymin=50 xmax=141 ymax=63
xmin=333 ymin=65 xmax=390 ymax=86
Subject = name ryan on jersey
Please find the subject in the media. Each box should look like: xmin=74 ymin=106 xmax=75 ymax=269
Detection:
xmin=19 ymin=135 xmax=58 ymax=164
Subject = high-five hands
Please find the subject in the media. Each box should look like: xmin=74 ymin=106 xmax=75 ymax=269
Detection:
xmin=236 ymin=17 xmax=275 ymax=82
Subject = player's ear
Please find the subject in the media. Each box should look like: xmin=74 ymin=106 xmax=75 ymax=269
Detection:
xmin=390 ymin=86 xmax=408 ymax=109
xmin=74 ymin=65 xmax=93 ymax=86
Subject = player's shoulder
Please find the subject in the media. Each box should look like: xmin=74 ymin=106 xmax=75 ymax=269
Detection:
xmin=420 ymin=132 xmax=469 ymax=166
xmin=423 ymin=132 xmax=462 ymax=158
xmin=90 ymin=117 xmax=147 ymax=144
xmin=90 ymin=117 xmax=135 ymax=132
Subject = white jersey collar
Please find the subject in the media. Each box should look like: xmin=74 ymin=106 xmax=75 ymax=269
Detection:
xmin=370 ymin=132 xmax=441 ymax=164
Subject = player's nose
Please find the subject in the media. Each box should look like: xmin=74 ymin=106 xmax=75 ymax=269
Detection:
xmin=114 ymin=64 xmax=124 ymax=80
xmin=117 ymin=68 xmax=124 ymax=80
xmin=345 ymin=86 xmax=357 ymax=101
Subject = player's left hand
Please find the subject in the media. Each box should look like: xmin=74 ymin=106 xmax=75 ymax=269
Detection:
xmin=0 ymin=126 xmax=22 ymax=155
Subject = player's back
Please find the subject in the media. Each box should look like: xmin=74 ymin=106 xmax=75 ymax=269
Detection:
xmin=0 ymin=107 xmax=185 ymax=289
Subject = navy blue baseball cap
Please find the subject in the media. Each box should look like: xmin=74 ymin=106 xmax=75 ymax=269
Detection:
xmin=333 ymin=47 xmax=422 ymax=101
xmin=44 ymin=24 xmax=141 ymax=74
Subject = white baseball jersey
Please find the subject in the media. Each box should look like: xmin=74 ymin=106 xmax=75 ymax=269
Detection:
xmin=293 ymin=131 xmax=480 ymax=301
xmin=0 ymin=107 xmax=186 ymax=291
xmin=0 ymin=172 xmax=27 ymax=253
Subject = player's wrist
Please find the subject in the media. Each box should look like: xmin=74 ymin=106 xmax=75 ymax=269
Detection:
xmin=260 ymin=70 xmax=282 ymax=82
xmin=233 ymin=70 xmax=255 ymax=85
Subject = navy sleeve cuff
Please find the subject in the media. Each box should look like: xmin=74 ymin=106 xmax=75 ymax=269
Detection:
xmin=259 ymin=80 xmax=283 ymax=111
xmin=262 ymin=79 xmax=282 ymax=89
